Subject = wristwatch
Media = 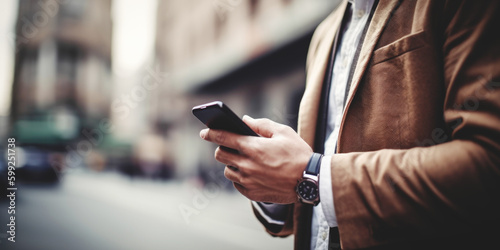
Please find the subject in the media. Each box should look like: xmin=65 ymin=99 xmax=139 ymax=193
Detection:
xmin=296 ymin=153 xmax=322 ymax=206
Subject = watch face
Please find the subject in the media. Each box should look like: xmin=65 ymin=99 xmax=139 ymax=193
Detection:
xmin=297 ymin=180 xmax=318 ymax=201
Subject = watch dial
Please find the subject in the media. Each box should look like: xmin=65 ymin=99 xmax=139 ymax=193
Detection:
xmin=298 ymin=181 xmax=318 ymax=201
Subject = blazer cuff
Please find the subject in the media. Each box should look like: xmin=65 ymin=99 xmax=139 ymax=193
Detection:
xmin=251 ymin=201 xmax=286 ymax=225
xmin=319 ymin=155 xmax=338 ymax=227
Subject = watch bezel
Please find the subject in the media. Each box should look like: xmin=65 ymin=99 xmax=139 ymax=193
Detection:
xmin=296 ymin=173 xmax=320 ymax=205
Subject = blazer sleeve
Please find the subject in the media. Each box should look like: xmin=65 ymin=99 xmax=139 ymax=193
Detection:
xmin=252 ymin=202 xmax=295 ymax=237
xmin=330 ymin=1 xmax=500 ymax=248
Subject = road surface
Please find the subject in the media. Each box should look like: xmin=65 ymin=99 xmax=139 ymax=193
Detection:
xmin=0 ymin=170 xmax=293 ymax=250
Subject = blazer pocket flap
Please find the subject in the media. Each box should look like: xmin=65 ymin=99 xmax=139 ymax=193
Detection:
xmin=372 ymin=30 xmax=427 ymax=65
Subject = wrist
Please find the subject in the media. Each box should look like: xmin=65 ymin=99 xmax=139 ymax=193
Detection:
xmin=296 ymin=153 xmax=323 ymax=206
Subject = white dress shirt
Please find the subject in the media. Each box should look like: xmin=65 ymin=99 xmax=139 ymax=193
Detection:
xmin=312 ymin=0 xmax=375 ymax=249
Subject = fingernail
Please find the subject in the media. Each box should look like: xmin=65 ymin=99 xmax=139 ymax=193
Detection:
xmin=200 ymin=129 xmax=208 ymax=139
xmin=243 ymin=115 xmax=253 ymax=121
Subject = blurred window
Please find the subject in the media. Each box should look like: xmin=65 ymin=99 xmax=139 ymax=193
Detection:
xmin=19 ymin=49 xmax=38 ymax=85
xmin=56 ymin=43 xmax=80 ymax=84
xmin=59 ymin=0 xmax=87 ymax=20
xmin=55 ymin=43 xmax=81 ymax=107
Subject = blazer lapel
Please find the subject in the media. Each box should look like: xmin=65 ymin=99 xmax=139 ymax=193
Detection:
xmin=337 ymin=0 xmax=402 ymax=151
xmin=298 ymin=1 xmax=347 ymax=147
xmin=343 ymin=0 xmax=402 ymax=110
xmin=299 ymin=0 xmax=402 ymax=147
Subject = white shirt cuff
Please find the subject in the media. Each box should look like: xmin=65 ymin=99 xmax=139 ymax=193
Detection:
xmin=319 ymin=155 xmax=338 ymax=227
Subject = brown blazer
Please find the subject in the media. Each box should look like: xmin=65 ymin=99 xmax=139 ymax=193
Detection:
xmin=254 ymin=1 xmax=500 ymax=249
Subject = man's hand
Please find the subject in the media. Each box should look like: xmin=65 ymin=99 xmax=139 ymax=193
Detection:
xmin=200 ymin=116 xmax=313 ymax=204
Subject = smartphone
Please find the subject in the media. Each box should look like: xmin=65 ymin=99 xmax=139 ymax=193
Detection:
xmin=192 ymin=101 xmax=258 ymax=136
xmin=192 ymin=101 xmax=258 ymax=153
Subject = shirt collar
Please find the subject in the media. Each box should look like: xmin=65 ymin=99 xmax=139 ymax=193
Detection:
xmin=349 ymin=0 xmax=376 ymax=19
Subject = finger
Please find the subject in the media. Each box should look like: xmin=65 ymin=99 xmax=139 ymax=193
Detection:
xmin=224 ymin=165 xmax=242 ymax=184
xmin=242 ymin=116 xmax=279 ymax=138
xmin=200 ymin=129 xmax=244 ymax=151
xmin=215 ymin=146 xmax=244 ymax=167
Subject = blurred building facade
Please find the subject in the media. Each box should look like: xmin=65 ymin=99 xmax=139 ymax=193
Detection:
xmin=10 ymin=0 xmax=113 ymax=147
xmin=153 ymin=0 xmax=340 ymax=178
xmin=6 ymin=0 xmax=340 ymax=180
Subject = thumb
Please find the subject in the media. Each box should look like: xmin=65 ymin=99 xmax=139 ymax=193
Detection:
xmin=243 ymin=115 xmax=276 ymax=138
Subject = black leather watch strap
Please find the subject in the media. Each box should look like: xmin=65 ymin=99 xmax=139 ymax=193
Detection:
xmin=305 ymin=153 xmax=323 ymax=175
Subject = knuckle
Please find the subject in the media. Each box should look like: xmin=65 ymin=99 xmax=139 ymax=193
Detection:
xmin=239 ymin=140 xmax=253 ymax=156
xmin=248 ymin=146 xmax=263 ymax=162
xmin=263 ymin=118 xmax=274 ymax=127
xmin=215 ymin=130 xmax=226 ymax=144
xmin=239 ymin=175 xmax=248 ymax=186
xmin=276 ymin=124 xmax=289 ymax=134
xmin=252 ymin=141 xmax=264 ymax=156
xmin=243 ymin=138 xmax=264 ymax=158
xmin=233 ymin=139 xmax=243 ymax=152
xmin=244 ymin=165 xmax=254 ymax=175
xmin=241 ymin=160 xmax=257 ymax=176
xmin=239 ymin=158 xmax=252 ymax=171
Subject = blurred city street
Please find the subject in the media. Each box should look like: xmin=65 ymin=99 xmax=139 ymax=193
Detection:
xmin=0 ymin=170 xmax=293 ymax=250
